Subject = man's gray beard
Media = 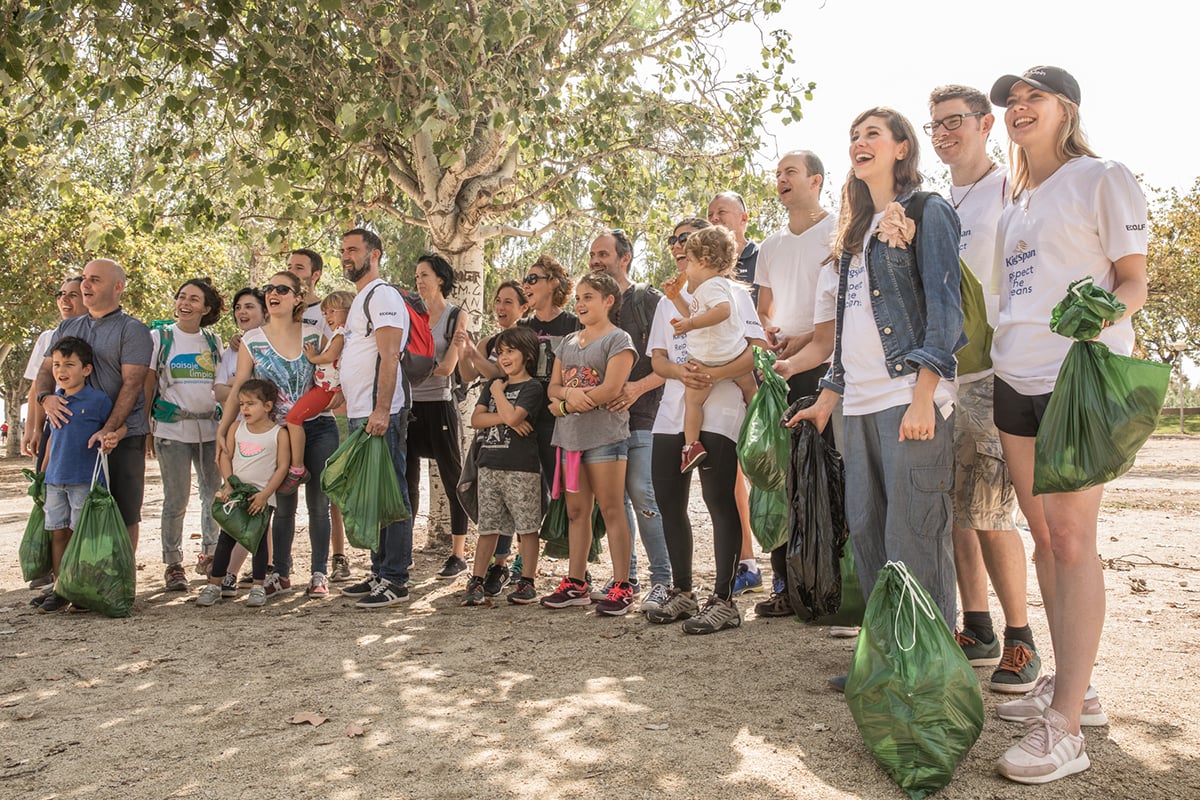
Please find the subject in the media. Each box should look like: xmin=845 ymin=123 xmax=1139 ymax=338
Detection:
xmin=343 ymin=264 xmax=369 ymax=283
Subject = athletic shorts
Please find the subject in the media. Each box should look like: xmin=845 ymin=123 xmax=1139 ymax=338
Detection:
xmin=954 ymin=379 xmax=1017 ymax=531
xmin=993 ymin=377 xmax=1052 ymax=438
xmin=477 ymin=467 xmax=544 ymax=536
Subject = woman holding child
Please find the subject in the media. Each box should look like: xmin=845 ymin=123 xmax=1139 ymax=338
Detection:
xmin=216 ymin=270 xmax=326 ymax=599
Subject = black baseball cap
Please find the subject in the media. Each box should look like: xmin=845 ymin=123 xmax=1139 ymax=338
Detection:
xmin=990 ymin=66 xmax=1081 ymax=107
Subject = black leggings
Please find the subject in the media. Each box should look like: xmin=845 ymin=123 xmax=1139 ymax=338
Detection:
xmin=653 ymin=432 xmax=741 ymax=600
xmin=210 ymin=515 xmax=271 ymax=582
xmin=406 ymin=400 xmax=468 ymax=536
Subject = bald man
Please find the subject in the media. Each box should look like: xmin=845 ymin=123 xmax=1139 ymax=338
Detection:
xmin=35 ymin=259 xmax=153 ymax=557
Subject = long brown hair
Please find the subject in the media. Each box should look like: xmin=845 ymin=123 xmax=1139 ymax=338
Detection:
xmin=831 ymin=107 xmax=923 ymax=262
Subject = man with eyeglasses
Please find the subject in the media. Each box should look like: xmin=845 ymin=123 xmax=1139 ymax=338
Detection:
xmin=588 ymin=229 xmax=671 ymax=601
xmin=752 ymin=150 xmax=838 ymax=617
xmin=708 ymin=191 xmax=759 ymax=301
xmin=22 ymin=276 xmax=87 ymax=591
xmin=34 ymin=260 xmax=154 ymax=555
xmin=927 ymin=84 xmax=1039 ymax=694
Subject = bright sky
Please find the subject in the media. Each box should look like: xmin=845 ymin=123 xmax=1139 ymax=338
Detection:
xmin=737 ymin=0 xmax=1197 ymax=198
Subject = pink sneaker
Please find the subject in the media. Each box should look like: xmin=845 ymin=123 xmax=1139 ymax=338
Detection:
xmin=997 ymin=708 xmax=1089 ymax=784
xmin=596 ymin=582 xmax=635 ymax=616
xmin=996 ymin=674 xmax=1109 ymax=727
xmin=540 ymin=577 xmax=591 ymax=608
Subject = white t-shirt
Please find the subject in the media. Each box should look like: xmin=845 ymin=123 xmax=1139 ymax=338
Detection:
xmin=950 ymin=167 xmax=1008 ymax=384
xmin=686 ymin=276 xmax=747 ymax=365
xmin=341 ymin=279 xmax=410 ymax=418
xmin=841 ymin=217 xmax=955 ymax=416
xmin=813 ymin=264 xmax=838 ymax=326
xmin=150 ymin=325 xmax=223 ymax=443
xmin=755 ymin=213 xmax=837 ymax=337
xmin=25 ymin=328 xmax=55 ymax=380
xmin=215 ymin=346 xmax=239 ymax=388
xmin=649 ymin=284 xmax=760 ymax=441
xmin=300 ymin=300 xmax=335 ymax=417
xmin=992 ymin=157 xmax=1147 ymax=395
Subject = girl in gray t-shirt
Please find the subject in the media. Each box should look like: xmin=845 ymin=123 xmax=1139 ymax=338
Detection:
xmin=542 ymin=273 xmax=638 ymax=616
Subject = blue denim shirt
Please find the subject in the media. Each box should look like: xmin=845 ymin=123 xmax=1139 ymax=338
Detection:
xmin=820 ymin=190 xmax=966 ymax=395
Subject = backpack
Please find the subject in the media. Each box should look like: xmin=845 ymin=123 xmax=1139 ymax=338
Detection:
xmin=151 ymin=321 xmax=221 ymax=388
xmin=625 ymin=282 xmax=664 ymax=355
xmin=444 ymin=305 xmax=470 ymax=404
xmin=904 ymin=192 xmax=994 ymax=376
xmin=362 ymin=284 xmax=435 ymax=387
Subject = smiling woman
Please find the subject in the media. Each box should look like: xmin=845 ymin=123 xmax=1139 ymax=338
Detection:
xmin=145 ymin=278 xmax=225 ymax=588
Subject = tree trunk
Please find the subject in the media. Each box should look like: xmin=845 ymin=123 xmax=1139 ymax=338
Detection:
xmin=414 ymin=243 xmax=486 ymax=552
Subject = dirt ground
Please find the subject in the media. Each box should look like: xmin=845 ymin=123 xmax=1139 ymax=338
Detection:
xmin=1 ymin=437 xmax=1198 ymax=800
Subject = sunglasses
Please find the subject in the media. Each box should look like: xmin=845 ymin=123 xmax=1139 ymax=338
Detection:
xmin=667 ymin=232 xmax=692 ymax=247
xmin=262 ymin=284 xmax=297 ymax=296
xmin=923 ymin=111 xmax=985 ymax=136
xmin=522 ymin=274 xmax=547 ymax=286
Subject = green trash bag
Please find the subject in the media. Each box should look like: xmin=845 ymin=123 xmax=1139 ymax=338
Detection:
xmin=1034 ymin=341 xmax=1170 ymax=495
xmin=1049 ymin=276 xmax=1126 ymax=341
xmin=321 ymin=424 xmax=410 ymax=550
xmin=211 ymin=475 xmax=270 ymax=552
xmin=540 ymin=496 xmax=604 ymax=563
xmin=18 ymin=469 xmax=51 ymax=581
xmin=846 ymin=562 xmax=983 ymax=800
xmin=749 ymin=486 xmax=787 ymax=552
xmin=56 ymin=455 xmax=136 ymax=618
xmin=814 ymin=541 xmax=865 ymax=628
xmin=738 ymin=347 xmax=790 ymax=492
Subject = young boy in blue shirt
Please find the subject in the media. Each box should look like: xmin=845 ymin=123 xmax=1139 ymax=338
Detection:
xmin=38 ymin=337 xmax=124 ymax=612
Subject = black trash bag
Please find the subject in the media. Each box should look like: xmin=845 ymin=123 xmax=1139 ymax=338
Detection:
xmin=784 ymin=396 xmax=849 ymax=620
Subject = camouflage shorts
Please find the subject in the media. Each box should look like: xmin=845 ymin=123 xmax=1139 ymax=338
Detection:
xmin=954 ymin=378 xmax=1017 ymax=531
xmin=477 ymin=467 xmax=544 ymax=537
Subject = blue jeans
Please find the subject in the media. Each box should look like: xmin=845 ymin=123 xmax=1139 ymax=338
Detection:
xmin=842 ymin=404 xmax=958 ymax=629
xmin=624 ymin=428 xmax=671 ymax=588
xmin=349 ymin=411 xmax=413 ymax=585
xmin=156 ymin=437 xmax=221 ymax=563
xmin=272 ymin=416 xmax=338 ymax=578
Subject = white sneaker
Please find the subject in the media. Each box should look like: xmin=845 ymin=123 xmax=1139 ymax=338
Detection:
xmin=639 ymin=583 xmax=670 ymax=612
xmin=195 ymin=584 xmax=221 ymax=607
xmin=245 ymin=585 xmax=267 ymax=607
xmin=997 ymin=708 xmax=1089 ymax=784
xmin=996 ymin=674 xmax=1109 ymax=727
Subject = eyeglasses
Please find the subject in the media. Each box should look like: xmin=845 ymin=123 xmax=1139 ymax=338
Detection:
xmin=923 ymin=111 xmax=985 ymax=135
xmin=262 ymin=284 xmax=297 ymax=295
xmin=667 ymin=232 xmax=692 ymax=247
xmin=522 ymin=274 xmax=547 ymax=286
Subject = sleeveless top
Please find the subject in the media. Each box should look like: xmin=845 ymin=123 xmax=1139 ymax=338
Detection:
xmin=242 ymin=324 xmax=320 ymax=420
xmin=232 ymin=420 xmax=281 ymax=507
xmin=411 ymin=304 xmax=459 ymax=403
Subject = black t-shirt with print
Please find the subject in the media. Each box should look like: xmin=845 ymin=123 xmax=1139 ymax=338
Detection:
xmin=475 ymin=379 xmax=545 ymax=473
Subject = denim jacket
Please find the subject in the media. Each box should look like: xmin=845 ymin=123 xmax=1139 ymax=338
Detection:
xmin=820 ymin=190 xmax=966 ymax=395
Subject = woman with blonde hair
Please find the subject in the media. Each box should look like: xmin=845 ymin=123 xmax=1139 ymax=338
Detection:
xmin=987 ymin=66 xmax=1148 ymax=785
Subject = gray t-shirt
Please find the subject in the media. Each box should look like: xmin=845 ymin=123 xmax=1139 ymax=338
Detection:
xmin=50 ymin=308 xmax=154 ymax=437
xmin=550 ymin=327 xmax=636 ymax=452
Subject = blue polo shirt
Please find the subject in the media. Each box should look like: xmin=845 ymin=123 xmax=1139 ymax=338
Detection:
xmin=45 ymin=385 xmax=113 ymax=486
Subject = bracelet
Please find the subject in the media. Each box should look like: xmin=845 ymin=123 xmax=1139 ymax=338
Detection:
xmin=559 ymin=400 xmax=569 ymax=416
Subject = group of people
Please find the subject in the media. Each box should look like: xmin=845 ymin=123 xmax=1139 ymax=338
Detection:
xmin=20 ymin=66 xmax=1146 ymax=786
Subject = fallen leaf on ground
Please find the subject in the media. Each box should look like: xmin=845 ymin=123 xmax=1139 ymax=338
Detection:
xmin=809 ymin=723 xmax=830 ymax=731
xmin=289 ymin=712 xmax=328 ymax=727
xmin=344 ymin=723 xmax=366 ymax=737
xmin=643 ymin=723 xmax=669 ymax=731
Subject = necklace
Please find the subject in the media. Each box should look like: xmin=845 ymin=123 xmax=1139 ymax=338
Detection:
xmin=949 ymin=162 xmax=996 ymax=209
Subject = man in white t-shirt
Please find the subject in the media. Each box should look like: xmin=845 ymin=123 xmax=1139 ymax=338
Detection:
xmin=336 ymin=227 xmax=415 ymax=609
xmin=753 ymin=150 xmax=838 ymax=614
xmin=928 ymin=84 xmax=1038 ymax=693
xmin=286 ymin=247 xmax=349 ymax=588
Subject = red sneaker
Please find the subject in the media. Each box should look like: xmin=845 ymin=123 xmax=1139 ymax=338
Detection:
xmin=681 ymin=441 xmax=707 ymax=472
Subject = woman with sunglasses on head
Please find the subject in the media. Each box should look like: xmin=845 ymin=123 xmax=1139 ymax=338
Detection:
xmin=986 ymin=67 xmax=1148 ymax=785
xmin=216 ymin=270 xmax=325 ymax=600
xmin=644 ymin=217 xmax=766 ymax=631
xmin=787 ymin=107 xmax=965 ymax=641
